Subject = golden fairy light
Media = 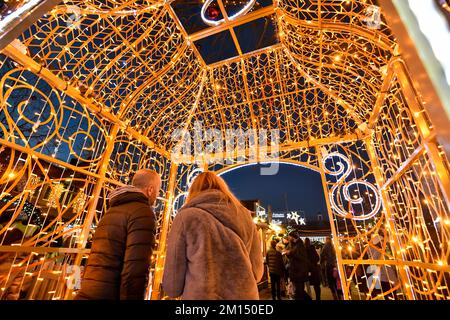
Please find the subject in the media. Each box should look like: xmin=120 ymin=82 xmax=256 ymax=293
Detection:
xmin=48 ymin=183 xmax=65 ymax=208
xmin=72 ymin=193 xmax=87 ymax=214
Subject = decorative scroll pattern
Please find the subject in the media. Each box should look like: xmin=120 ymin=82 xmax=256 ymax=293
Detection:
xmin=322 ymin=151 xmax=381 ymax=221
xmin=107 ymin=131 xmax=171 ymax=266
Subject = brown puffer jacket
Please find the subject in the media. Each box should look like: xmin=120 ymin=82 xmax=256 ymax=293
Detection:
xmin=75 ymin=189 xmax=155 ymax=300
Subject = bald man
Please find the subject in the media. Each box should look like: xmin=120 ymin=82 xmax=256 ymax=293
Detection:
xmin=76 ymin=169 xmax=161 ymax=300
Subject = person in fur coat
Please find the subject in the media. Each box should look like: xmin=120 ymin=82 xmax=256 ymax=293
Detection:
xmin=162 ymin=172 xmax=264 ymax=300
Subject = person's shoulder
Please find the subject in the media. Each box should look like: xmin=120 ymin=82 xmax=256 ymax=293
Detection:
xmin=170 ymin=207 xmax=205 ymax=232
xmin=176 ymin=206 xmax=204 ymax=220
xmin=111 ymin=199 xmax=154 ymax=221
xmin=130 ymin=201 xmax=154 ymax=217
xmin=176 ymin=206 xmax=221 ymax=229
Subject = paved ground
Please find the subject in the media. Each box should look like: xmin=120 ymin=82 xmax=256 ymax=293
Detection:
xmin=259 ymin=283 xmax=363 ymax=300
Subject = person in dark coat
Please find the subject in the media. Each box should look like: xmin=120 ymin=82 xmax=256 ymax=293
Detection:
xmin=304 ymin=238 xmax=321 ymax=300
xmin=281 ymin=237 xmax=290 ymax=279
xmin=75 ymin=169 xmax=161 ymax=300
xmin=284 ymin=233 xmax=310 ymax=300
xmin=320 ymin=236 xmax=339 ymax=300
xmin=266 ymin=240 xmax=285 ymax=300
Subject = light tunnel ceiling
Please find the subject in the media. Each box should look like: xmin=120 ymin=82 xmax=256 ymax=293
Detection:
xmin=171 ymin=0 xmax=278 ymax=64
xmin=10 ymin=0 xmax=396 ymax=153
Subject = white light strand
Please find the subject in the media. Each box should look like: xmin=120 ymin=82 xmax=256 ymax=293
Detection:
xmin=172 ymin=167 xmax=203 ymax=217
xmin=201 ymin=0 xmax=256 ymax=27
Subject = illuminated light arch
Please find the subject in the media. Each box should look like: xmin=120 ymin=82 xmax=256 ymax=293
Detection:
xmin=201 ymin=0 xmax=257 ymax=27
xmin=0 ymin=0 xmax=448 ymax=301
xmin=215 ymin=160 xmax=321 ymax=177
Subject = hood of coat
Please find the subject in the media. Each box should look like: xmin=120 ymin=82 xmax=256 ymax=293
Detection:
xmin=181 ymin=189 xmax=254 ymax=243
xmin=108 ymin=186 xmax=149 ymax=208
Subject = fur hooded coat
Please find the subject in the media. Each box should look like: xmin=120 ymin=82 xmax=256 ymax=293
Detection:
xmin=162 ymin=190 xmax=264 ymax=300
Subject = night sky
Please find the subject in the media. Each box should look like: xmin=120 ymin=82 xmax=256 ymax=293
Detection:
xmin=220 ymin=163 xmax=328 ymax=221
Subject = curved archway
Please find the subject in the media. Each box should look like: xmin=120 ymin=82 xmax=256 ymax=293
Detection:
xmin=214 ymin=159 xmax=321 ymax=176
xmin=215 ymin=160 xmax=327 ymax=226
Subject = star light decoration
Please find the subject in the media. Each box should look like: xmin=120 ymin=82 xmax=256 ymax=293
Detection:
xmin=287 ymin=211 xmax=306 ymax=225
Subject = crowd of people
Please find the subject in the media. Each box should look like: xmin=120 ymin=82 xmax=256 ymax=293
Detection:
xmin=265 ymin=235 xmax=342 ymax=301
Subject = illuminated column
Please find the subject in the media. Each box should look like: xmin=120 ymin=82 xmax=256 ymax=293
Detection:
xmin=151 ymin=162 xmax=179 ymax=300
xmin=379 ymin=0 xmax=450 ymax=155
xmin=316 ymin=146 xmax=350 ymax=300
xmin=393 ymin=60 xmax=450 ymax=207
xmin=364 ymin=135 xmax=415 ymax=300
xmin=65 ymin=123 xmax=120 ymax=300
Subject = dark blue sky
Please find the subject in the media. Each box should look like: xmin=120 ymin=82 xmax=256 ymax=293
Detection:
xmin=220 ymin=163 xmax=328 ymax=221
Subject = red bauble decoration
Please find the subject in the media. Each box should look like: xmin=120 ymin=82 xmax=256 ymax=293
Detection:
xmin=206 ymin=6 xmax=220 ymax=19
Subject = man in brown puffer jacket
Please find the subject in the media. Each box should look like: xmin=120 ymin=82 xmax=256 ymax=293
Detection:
xmin=75 ymin=169 xmax=161 ymax=300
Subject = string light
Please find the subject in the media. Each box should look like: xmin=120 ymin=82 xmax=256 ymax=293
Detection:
xmin=48 ymin=183 xmax=65 ymax=208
